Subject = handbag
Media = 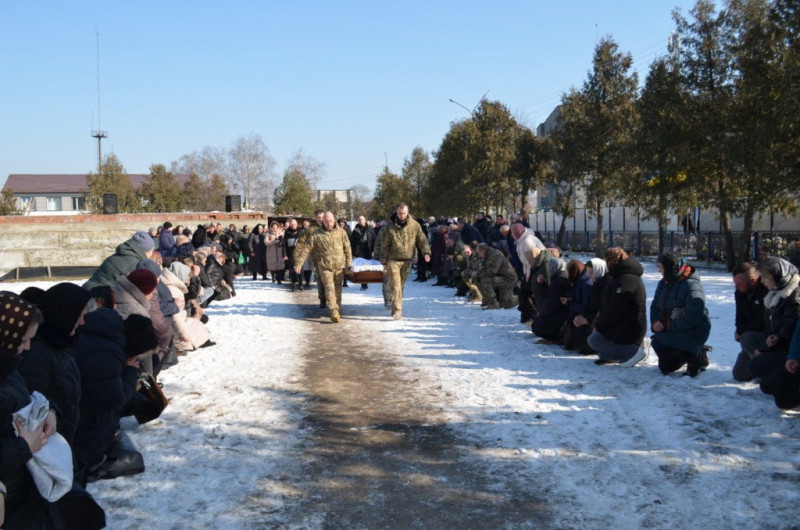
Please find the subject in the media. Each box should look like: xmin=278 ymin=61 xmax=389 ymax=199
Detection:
xmin=131 ymin=373 xmax=169 ymax=424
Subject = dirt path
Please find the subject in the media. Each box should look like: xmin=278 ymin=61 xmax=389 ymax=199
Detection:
xmin=254 ymin=296 xmax=551 ymax=529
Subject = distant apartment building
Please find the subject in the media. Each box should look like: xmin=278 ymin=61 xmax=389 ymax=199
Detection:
xmin=3 ymin=173 xmax=191 ymax=215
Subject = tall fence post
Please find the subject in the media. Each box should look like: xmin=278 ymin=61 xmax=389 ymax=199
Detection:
xmin=637 ymin=231 xmax=642 ymax=256
xmin=669 ymin=231 xmax=674 ymax=253
xmin=707 ymin=233 xmax=713 ymax=265
xmin=753 ymin=231 xmax=760 ymax=261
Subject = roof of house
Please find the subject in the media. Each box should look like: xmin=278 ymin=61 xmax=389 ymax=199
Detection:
xmin=3 ymin=173 xmax=193 ymax=194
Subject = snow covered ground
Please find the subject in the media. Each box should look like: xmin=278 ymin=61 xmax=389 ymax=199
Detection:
xmin=7 ymin=257 xmax=799 ymax=529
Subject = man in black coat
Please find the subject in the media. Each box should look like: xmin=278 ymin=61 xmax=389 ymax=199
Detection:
xmin=456 ymin=219 xmax=485 ymax=245
xmin=731 ymin=262 xmax=769 ymax=379
xmin=350 ymin=215 xmax=376 ymax=290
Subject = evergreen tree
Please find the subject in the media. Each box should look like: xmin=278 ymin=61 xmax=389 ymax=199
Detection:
xmin=86 ymin=153 xmax=137 ymax=213
xmin=371 ymin=167 xmax=413 ymax=220
xmin=205 ymin=173 xmax=229 ymax=211
xmin=139 ymin=164 xmax=183 ymax=213
xmin=401 ymin=146 xmax=432 ymax=216
xmin=182 ymin=173 xmax=205 ymax=212
xmin=0 ymin=189 xmax=19 ymax=216
xmin=274 ymin=167 xmax=315 ymax=216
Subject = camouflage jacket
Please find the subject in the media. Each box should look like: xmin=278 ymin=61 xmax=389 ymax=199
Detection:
xmin=294 ymin=222 xmax=319 ymax=264
xmin=378 ymin=214 xmax=431 ymax=264
xmin=294 ymin=225 xmax=352 ymax=272
xmin=478 ymin=247 xmax=516 ymax=280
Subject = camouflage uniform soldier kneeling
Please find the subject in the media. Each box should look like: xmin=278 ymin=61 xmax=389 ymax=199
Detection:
xmin=475 ymin=243 xmax=517 ymax=309
xmin=459 ymin=243 xmax=483 ymax=303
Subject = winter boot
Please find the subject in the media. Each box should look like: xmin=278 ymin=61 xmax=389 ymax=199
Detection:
xmin=685 ymin=345 xmax=712 ymax=377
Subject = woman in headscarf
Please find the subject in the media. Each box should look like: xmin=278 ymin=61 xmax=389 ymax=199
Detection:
xmin=532 ymin=257 xmax=572 ymax=342
xmin=0 ymin=291 xmax=106 ymax=529
xmin=265 ymin=221 xmax=286 ymax=284
xmin=649 ymin=253 xmax=712 ymax=376
xmin=17 ymin=283 xmax=92 ymax=445
xmin=734 ymin=257 xmax=800 ymax=382
xmin=563 ymin=259 xmax=600 ymax=353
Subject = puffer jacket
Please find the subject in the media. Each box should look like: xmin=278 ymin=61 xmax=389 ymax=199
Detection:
xmin=593 ymin=257 xmax=647 ymax=346
xmin=83 ymin=238 xmax=149 ymax=290
xmin=379 ymin=213 xmax=431 ymax=263
xmin=650 ymin=266 xmax=712 ymax=355
xmin=294 ymin=224 xmax=352 ymax=272
xmin=73 ymin=309 xmax=138 ymax=467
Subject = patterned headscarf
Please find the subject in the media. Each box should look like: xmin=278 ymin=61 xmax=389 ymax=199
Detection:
xmin=0 ymin=291 xmax=38 ymax=355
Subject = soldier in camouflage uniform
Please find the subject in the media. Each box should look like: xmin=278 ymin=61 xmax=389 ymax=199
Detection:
xmin=372 ymin=222 xmax=393 ymax=309
xmin=378 ymin=203 xmax=431 ymax=320
xmin=294 ymin=210 xmax=326 ymax=307
xmin=475 ymin=243 xmax=517 ymax=309
xmin=294 ymin=211 xmax=352 ymax=323
xmin=459 ymin=243 xmax=484 ymax=303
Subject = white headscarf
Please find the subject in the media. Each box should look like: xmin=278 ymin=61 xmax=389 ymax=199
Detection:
xmin=588 ymin=258 xmax=608 ymax=280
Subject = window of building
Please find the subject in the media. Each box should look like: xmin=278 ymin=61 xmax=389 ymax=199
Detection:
xmin=19 ymin=196 xmax=35 ymax=212
xmin=72 ymin=196 xmax=86 ymax=210
xmin=46 ymin=196 xmax=62 ymax=211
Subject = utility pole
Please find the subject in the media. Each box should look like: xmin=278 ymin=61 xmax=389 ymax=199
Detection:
xmin=91 ymin=30 xmax=107 ymax=175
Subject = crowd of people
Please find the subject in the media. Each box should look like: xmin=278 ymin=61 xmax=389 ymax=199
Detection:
xmin=2 ymin=210 xmax=799 ymax=528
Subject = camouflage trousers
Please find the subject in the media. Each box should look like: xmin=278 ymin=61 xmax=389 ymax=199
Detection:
xmin=386 ymin=260 xmax=413 ymax=316
xmin=318 ymin=268 xmax=344 ymax=317
xmin=478 ymin=273 xmax=516 ymax=306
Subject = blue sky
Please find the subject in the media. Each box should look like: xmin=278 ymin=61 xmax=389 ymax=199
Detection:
xmin=0 ymin=1 xmax=699 ymax=192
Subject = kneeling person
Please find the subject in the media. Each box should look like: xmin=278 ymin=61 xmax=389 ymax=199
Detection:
xmin=475 ymin=243 xmax=517 ymax=309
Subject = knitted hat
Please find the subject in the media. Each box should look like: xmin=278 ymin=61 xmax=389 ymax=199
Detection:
xmin=0 ymin=291 xmax=39 ymax=354
xmin=131 ymin=230 xmax=155 ymax=253
xmin=37 ymin=283 xmax=93 ymax=339
xmin=127 ymin=269 xmax=158 ymax=295
xmin=123 ymin=314 xmax=159 ymax=357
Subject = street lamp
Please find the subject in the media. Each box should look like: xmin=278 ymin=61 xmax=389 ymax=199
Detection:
xmin=449 ymin=98 xmax=473 ymax=116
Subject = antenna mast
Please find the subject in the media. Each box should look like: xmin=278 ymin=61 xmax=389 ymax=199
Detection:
xmin=90 ymin=29 xmax=107 ymax=175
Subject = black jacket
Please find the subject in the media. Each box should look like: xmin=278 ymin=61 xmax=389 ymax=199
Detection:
xmin=593 ymin=257 xmax=647 ymax=345
xmin=0 ymin=369 xmax=36 ymax=517
xmin=350 ymin=224 xmax=376 ymax=259
xmin=205 ymin=256 xmax=231 ymax=302
xmin=734 ymin=280 xmax=769 ymax=336
xmin=533 ymin=275 xmax=572 ymax=340
xmin=17 ymin=283 xmax=92 ymax=446
xmin=73 ymin=309 xmax=139 ymax=467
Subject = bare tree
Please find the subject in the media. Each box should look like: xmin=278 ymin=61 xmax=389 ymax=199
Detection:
xmin=286 ymin=149 xmax=326 ymax=190
xmin=349 ymin=184 xmax=372 ymax=217
xmin=170 ymin=146 xmax=228 ymax=181
xmin=228 ymin=133 xmax=277 ymax=210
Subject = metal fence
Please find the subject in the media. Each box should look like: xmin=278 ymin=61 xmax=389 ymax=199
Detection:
xmin=536 ymin=230 xmax=800 ymax=266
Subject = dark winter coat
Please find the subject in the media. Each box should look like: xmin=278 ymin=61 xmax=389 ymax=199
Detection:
xmin=17 ymin=284 xmax=92 ymax=446
xmin=248 ymin=231 xmax=266 ymax=276
xmin=593 ymin=257 xmax=647 ymax=346
xmin=0 ymin=369 xmax=36 ymax=518
xmin=533 ymin=275 xmax=572 ymax=341
xmin=73 ymin=310 xmax=139 ymax=468
xmin=458 ymin=222 xmax=485 ymax=245
xmin=586 ymin=275 xmax=608 ymax=324
xmin=159 ymin=230 xmax=177 ymax=257
xmin=649 ymin=267 xmax=711 ymax=355
xmin=350 ymin=223 xmax=376 ymax=260
xmin=734 ymin=279 xmax=768 ymax=336
xmin=529 ymin=249 xmax=553 ymax=311
xmin=206 ymin=255 xmax=232 ymax=302
xmin=83 ymin=238 xmax=149 ymax=290
xmin=569 ymin=271 xmax=593 ymax=316
xmin=191 ymin=225 xmax=208 ymax=249
xmin=760 ymin=276 xmax=800 ymax=354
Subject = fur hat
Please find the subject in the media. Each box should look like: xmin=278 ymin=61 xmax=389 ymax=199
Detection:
xmin=131 ymin=230 xmax=155 ymax=253
xmin=123 ymin=314 xmax=158 ymax=357
xmin=127 ymin=269 xmax=158 ymax=296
